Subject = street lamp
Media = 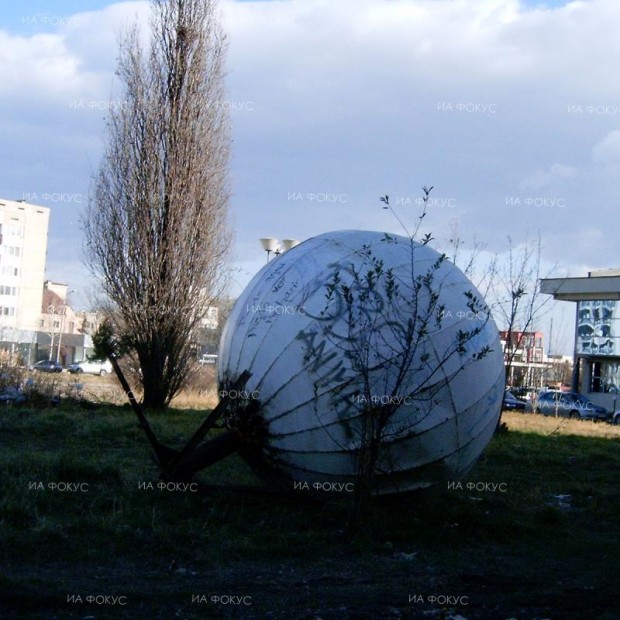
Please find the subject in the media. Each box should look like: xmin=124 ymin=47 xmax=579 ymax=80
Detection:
xmin=281 ymin=239 xmax=301 ymax=251
xmin=259 ymin=237 xmax=279 ymax=262
xmin=48 ymin=303 xmax=60 ymax=361
xmin=55 ymin=289 xmax=77 ymax=364
xmin=259 ymin=237 xmax=301 ymax=262
xmin=54 ymin=306 xmax=67 ymax=363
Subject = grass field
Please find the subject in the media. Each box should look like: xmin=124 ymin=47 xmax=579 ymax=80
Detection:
xmin=1 ymin=400 xmax=619 ymax=619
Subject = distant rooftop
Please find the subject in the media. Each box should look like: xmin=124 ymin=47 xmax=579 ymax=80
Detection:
xmin=589 ymin=268 xmax=620 ymax=277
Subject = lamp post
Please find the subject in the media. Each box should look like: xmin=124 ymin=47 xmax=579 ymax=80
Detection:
xmin=55 ymin=289 xmax=77 ymax=364
xmin=259 ymin=237 xmax=300 ymax=262
xmin=55 ymin=306 xmax=67 ymax=363
xmin=48 ymin=303 xmax=59 ymax=361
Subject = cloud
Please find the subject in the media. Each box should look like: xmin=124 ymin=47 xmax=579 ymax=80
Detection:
xmin=519 ymin=163 xmax=579 ymax=192
xmin=592 ymin=130 xmax=620 ymax=167
xmin=1 ymin=0 xmax=619 ymax=352
xmin=0 ymin=31 xmax=86 ymax=100
xmin=0 ymin=2 xmax=149 ymax=109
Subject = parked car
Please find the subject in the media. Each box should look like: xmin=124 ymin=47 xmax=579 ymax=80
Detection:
xmin=528 ymin=388 xmax=562 ymax=412
xmin=67 ymin=359 xmax=113 ymax=377
xmin=534 ymin=391 xmax=610 ymax=421
xmin=198 ymin=354 xmax=218 ymax=366
xmin=611 ymin=410 xmax=620 ymax=425
xmin=503 ymin=390 xmax=526 ymax=411
xmin=31 ymin=360 xmax=63 ymax=373
xmin=511 ymin=386 xmax=532 ymax=399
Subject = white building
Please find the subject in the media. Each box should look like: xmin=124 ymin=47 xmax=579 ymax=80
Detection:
xmin=0 ymin=199 xmax=50 ymax=363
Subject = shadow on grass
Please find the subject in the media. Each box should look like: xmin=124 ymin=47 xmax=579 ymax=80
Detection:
xmin=1 ymin=406 xmax=619 ymax=618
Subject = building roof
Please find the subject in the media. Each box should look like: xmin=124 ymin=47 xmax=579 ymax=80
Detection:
xmin=540 ymin=275 xmax=620 ymax=301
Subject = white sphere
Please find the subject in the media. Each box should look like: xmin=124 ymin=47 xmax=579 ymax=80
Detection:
xmin=219 ymin=230 xmax=504 ymax=496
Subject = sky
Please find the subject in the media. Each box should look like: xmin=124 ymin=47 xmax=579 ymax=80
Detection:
xmin=1 ymin=0 xmax=618 ymax=355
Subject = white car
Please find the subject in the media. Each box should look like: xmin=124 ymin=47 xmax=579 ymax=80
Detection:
xmin=68 ymin=359 xmax=113 ymax=377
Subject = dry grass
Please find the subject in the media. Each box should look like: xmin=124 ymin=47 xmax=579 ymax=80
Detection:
xmin=37 ymin=370 xmax=620 ymax=435
xmin=502 ymin=409 xmax=620 ymax=439
xmin=7 ymin=369 xmax=130 ymax=405
xmin=169 ymin=387 xmax=218 ymax=410
xmin=169 ymin=364 xmax=218 ymax=409
xmin=26 ymin=365 xmax=219 ymax=410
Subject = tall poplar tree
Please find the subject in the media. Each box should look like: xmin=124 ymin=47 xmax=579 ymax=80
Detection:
xmin=84 ymin=0 xmax=231 ymax=409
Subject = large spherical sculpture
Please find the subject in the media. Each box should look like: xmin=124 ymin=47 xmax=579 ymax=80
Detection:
xmin=219 ymin=230 xmax=504 ymax=496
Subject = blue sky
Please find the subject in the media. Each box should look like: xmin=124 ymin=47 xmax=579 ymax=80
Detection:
xmin=0 ymin=0 xmax=615 ymax=354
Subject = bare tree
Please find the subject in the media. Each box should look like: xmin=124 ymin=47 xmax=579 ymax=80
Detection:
xmin=491 ymin=235 xmax=556 ymax=389
xmin=443 ymin=221 xmax=498 ymax=301
xmin=83 ymin=0 xmax=231 ymax=409
xmin=441 ymin=229 xmax=557 ymax=384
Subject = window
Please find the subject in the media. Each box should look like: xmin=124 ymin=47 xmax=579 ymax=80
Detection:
xmin=590 ymin=361 xmax=620 ymax=394
xmin=578 ymin=300 xmax=618 ymax=357
xmin=5 ymin=225 xmax=23 ymax=238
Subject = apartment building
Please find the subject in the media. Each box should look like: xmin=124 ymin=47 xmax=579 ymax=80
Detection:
xmin=500 ymin=330 xmax=547 ymax=386
xmin=0 ymin=199 xmax=50 ymax=363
